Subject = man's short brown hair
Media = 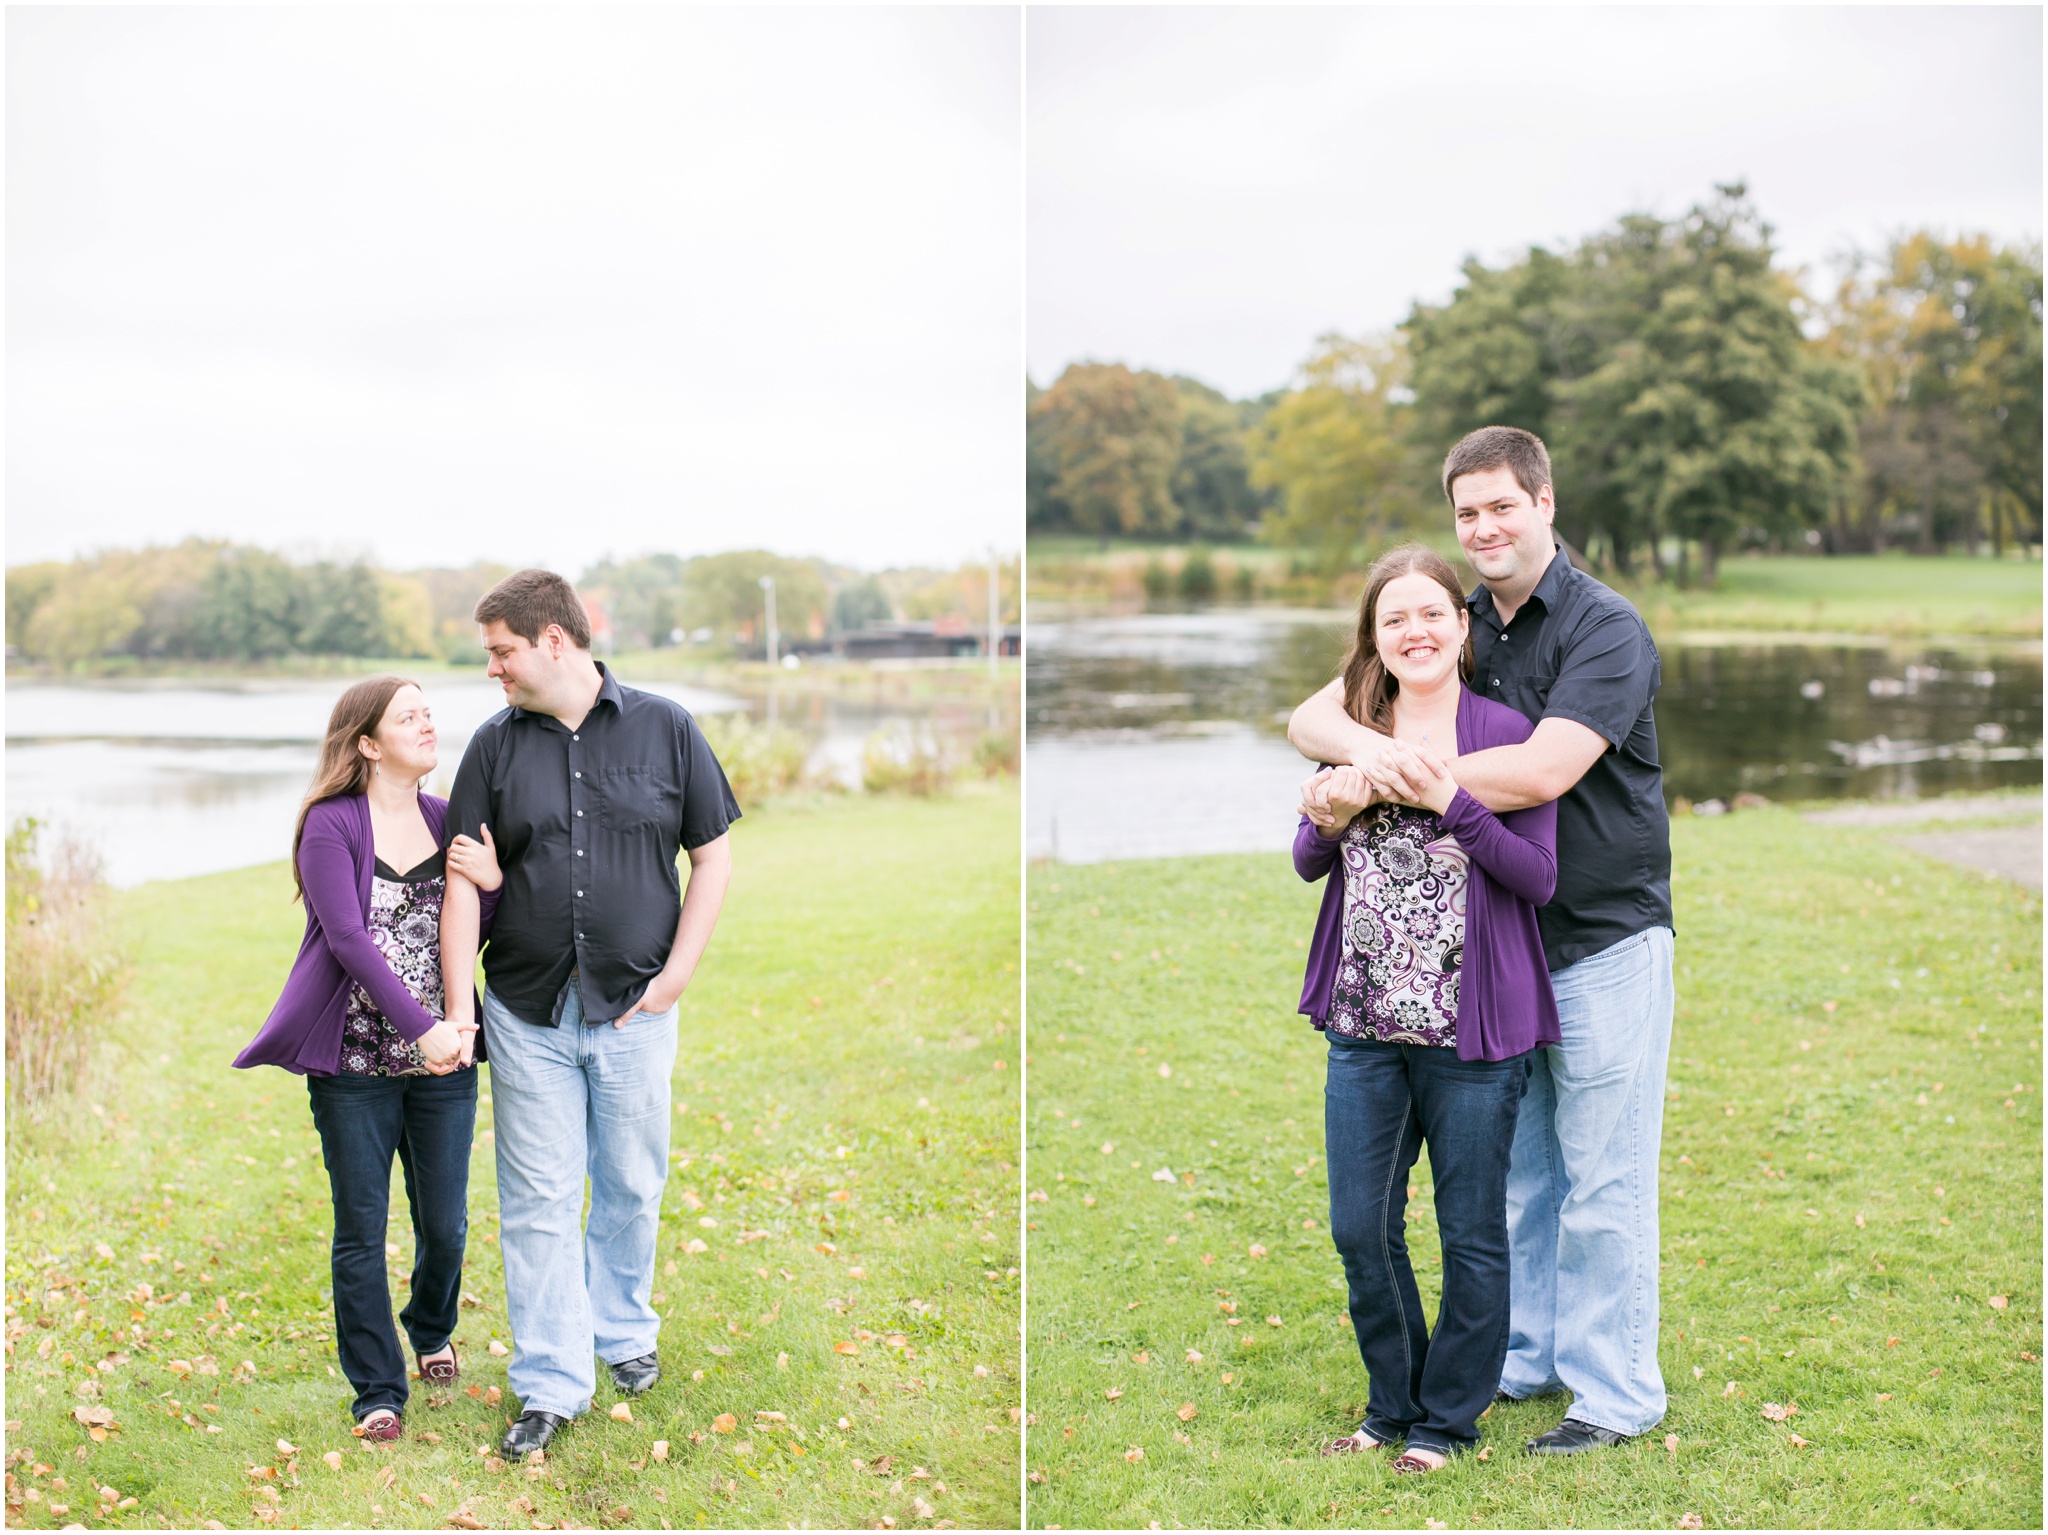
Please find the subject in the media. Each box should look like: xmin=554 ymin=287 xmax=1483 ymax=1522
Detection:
xmin=1441 ymin=425 xmax=1553 ymax=506
xmin=473 ymin=568 xmax=593 ymax=650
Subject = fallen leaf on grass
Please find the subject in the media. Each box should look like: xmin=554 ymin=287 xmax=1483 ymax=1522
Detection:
xmin=1425 ymin=1521 xmax=1447 ymax=1531
xmin=488 ymin=1341 xmax=510 ymax=1357
xmin=70 ymin=1406 xmax=114 ymax=1430
xmin=756 ymin=1411 xmax=787 ymax=1423
xmin=1787 ymin=1433 xmax=1810 ymax=1448
xmin=1266 ymin=1316 xmax=1282 ymax=1328
xmin=1124 ymin=1447 xmax=1143 ymax=1462
xmin=1028 ymin=1470 xmax=1047 ymax=1484
xmin=322 ymin=1453 xmax=345 ymax=1471
xmin=1760 ymin=1403 xmax=1798 ymax=1422
xmin=1175 ymin=1403 xmax=1197 ymax=1422
xmin=1678 ymin=1516 xmax=1703 ymax=1530
xmin=1990 ymin=1296 xmax=2009 ymax=1310
xmin=835 ymin=1342 xmax=861 ymax=1355
xmin=1475 ymin=1447 xmax=1490 ymax=1462
xmin=685 ymin=1239 xmax=710 ymax=1255
xmin=713 ymin=1414 xmax=738 ymax=1434
xmin=1665 ymin=1433 xmax=1678 ymax=1454
xmin=1104 ymin=1388 xmax=1123 ymax=1401
xmin=1247 ymin=1244 xmax=1267 ymax=1259
xmin=1184 ymin=1350 xmax=1203 ymax=1364
xmin=610 ymin=1403 xmax=634 ymax=1423
xmin=447 ymin=1515 xmax=485 ymax=1530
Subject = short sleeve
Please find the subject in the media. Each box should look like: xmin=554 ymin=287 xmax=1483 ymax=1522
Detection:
xmin=1541 ymin=607 xmax=1660 ymax=750
xmin=445 ymin=728 xmax=497 ymax=847
xmin=678 ymin=713 xmax=741 ymax=850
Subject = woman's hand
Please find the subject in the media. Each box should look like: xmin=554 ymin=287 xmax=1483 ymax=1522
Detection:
xmin=418 ymin=1017 xmax=464 ymax=1074
xmin=447 ymin=823 xmax=503 ymax=892
xmin=1306 ymin=765 xmax=1375 ymax=837
xmin=454 ymin=1022 xmax=480 ymax=1069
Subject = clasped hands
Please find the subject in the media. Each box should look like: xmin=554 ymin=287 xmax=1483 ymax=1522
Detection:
xmin=1299 ymin=734 xmax=1459 ymax=833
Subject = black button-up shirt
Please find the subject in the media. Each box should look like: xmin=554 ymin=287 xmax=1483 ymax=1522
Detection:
xmin=1468 ymin=544 xmax=1672 ymax=970
xmin=446 ymin=663 xmax=739 ymax=1026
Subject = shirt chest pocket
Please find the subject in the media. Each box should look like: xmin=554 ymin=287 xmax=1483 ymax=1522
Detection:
xmin=593 ymin=766 xmax=669 ymax=834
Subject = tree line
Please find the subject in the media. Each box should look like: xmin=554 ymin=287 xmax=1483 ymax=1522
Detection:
xmin=6 ymin=543 xmax=1019 ymax=669
xmin=1027 ymin=185 xmax=2042 ymax=584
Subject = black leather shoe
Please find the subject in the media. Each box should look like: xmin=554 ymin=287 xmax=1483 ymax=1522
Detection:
xmin=609 ymin=1352 xmax=661 ymax=1395
xmin=499 ymin=1410 xmax=569 ymax=1459
xmin=1524 ymin=1418 xmax=1632 ymax=1455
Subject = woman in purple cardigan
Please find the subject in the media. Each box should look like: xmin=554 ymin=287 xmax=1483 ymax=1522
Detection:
xmin=1294 ymin=545 xmax=1560 ymax=1473
xmin=235 ymin=675 xmax=501 ymax=1441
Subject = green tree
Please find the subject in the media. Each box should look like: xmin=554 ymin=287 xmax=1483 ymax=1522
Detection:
xmin=1170 ymin=377 xmax=1266 ymax=539
xmin=682 ymin=552 xmax=829 ymax=648
xmin=1027 ymin=363 xmax=1183 ymax=544
xmin=831 ymin=577 xmax=893 ymax=633
xmin=582 ymin=553 xmax=691 ymax=649
xmin=6 ymin=564 xmax=64 ymax=655
xmin=190 ymin=546 xmax=300 ymax=659
xmin=1247 ymin=333 xmax=1425 ymax=562
xmin=1827 ymin=234 xmax=2042 ymax=552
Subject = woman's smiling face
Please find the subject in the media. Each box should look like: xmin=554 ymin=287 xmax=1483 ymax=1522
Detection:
xmin=1373 ymin=571 xmax=1468 ymax=693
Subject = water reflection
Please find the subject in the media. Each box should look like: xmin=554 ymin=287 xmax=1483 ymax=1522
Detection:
xmin=4 ymin=672 xmax=963 ymax=885
xmin=1026 ymin=609 xmax=2041 ymax=863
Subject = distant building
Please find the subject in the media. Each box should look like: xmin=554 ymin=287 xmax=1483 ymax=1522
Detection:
xmin=836 ymin=620 xmax=1021 ymax=660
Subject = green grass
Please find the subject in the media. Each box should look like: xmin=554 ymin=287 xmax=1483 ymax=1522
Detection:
xmin=1026 ymin=541 xmax=2042 ymax=639
xmin=5 ymin=788 xmax=1022 ymax=1530
xmin=1024 ymin=809 xmax=2041 ymax=1529
xmin=1623 ymin=554 xmax=2042 ymax=640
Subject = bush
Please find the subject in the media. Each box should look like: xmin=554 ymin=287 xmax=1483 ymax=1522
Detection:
xmin=1178 ymin=546 xmax=1217 ymax=602
xmin=975 ymin=728 xmax=1019 ymax=778
xmin=696 ymin=713 xmax=811 ymax=808
xmin=862 ymin=725 xmax=953 ymax=796
xmin=6 ymin=820 xmax=126 ymax=1111
xmin=1141 ymin=558 xmax=1172 ymax=599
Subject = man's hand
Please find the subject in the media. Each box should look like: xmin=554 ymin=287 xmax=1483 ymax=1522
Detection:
xmin=1408 ymin=742 xmax=1459 ymax=816
xmin=418 ymin=1017 xmax=464 ymax=1074
xmin=454 ymin=1022 xmax=480 ymax=1068
xmin=612 ymin=976 xmax=683 ymax=1028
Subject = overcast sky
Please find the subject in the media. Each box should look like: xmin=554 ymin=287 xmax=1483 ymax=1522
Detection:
xmin=8 ymin=7 xmax=1022 ymax=575
xmin=1029 ymin=5 xmax=2043 ymax=399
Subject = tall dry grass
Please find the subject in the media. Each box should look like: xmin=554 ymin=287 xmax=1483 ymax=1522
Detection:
xmin=6 ymin=819 xmax=127 ymax=1111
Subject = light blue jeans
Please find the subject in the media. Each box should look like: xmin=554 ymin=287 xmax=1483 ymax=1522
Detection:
xmin=1499 ymin=926 xmax=1674 ymax=1437
xmin=482 ymin=984 xmax=677 ymax=1419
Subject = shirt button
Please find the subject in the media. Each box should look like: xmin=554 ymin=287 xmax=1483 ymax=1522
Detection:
xmin=572 ymin=734 xmax=579 ymax=741
xmin=575 ymin=771 xmax=582 ymax=778
xmin=576 ymin=891 xmax=583 ymax=897
xmin=576 ymin=850 xmax=584 ymax=857
xmin=575 ymin=810 xmax=583 ymax=817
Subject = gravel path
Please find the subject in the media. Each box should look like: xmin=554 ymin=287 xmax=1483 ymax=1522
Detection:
xmin=1801 ymin=792 xmax=2042 ymax=888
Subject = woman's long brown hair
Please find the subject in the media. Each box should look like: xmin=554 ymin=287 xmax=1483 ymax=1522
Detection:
xmin=291 ymin=674 xmax=419 ymax=903
xmin=1338 ymin=544 xmax=1475 ymax=732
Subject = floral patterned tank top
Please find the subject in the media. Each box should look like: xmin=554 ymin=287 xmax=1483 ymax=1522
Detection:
xmin=338 ymin=850 xmax=447 ymax=1077
xmin=1325 ymin=803 xmax=1469 ymax=1048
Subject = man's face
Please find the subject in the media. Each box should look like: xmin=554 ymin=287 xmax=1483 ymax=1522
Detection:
xmin=480 ymin=620 xmax=552 ymax=709
xmin=1450 ymin=466 xmax=1556 ymax=588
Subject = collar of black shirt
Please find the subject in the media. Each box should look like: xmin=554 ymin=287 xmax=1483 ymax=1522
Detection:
xmin=507 ymin=659 xmax=626 ymax=727
xmin=1467 ymin=538 xmax=1581 ymax=630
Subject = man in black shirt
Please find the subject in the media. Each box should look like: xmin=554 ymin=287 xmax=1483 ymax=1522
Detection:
xmin=1289 ymin=427 xmax=1675 ymax=1456
xmin=441 ymin=570 xmax=737 ymax=1458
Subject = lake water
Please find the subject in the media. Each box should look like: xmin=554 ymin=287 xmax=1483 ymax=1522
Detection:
xmin=3 ymin=674 xmax=944 ymax=885
xmin=1025 ymin=609 xmax=2042 ymax=864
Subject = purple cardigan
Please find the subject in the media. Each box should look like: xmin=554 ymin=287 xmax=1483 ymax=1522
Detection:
xmin=233 ymin=793 xmax=496 ymax=1077
xmin=1294 ymin=687 xmax=1562 ymax=1063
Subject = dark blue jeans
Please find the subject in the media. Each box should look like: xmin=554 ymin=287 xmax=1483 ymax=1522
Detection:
xmin=306 ymin=1067 xmax=476 ymax=1420
xmin=1325 ymin=1036 xmax=1531 ymax=1454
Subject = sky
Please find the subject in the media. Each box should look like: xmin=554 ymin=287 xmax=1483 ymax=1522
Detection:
xmin=1028 ymin=5 xmax=2044 ymax=399
xmin=8 ymin=7 xmax=1022 ymax=574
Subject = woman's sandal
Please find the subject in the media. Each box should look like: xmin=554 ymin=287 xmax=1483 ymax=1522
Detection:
xmin=417 ymin=1342 xmax=460 ymax=1385
xmin=1392 ymin=1447 xmax=1451 ymax=1474
xmin=356 ymin=1408 xmax=402 ymax=1442
xmin=1322 ymin=1427 xmax=1392 ymax=1456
